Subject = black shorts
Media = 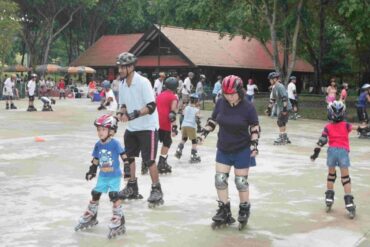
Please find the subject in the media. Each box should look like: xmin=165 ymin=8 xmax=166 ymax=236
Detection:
xmin=289 ymin=98 xmax=298 ymax=108
xmin=124 ymin=130 xmax=158 ymax=162
xmin=28 ymin=95 xmax=35 ymax=101
xmin=357 ymin=107 xmax=368 ymax=123
xmin=277 ymin=112 xmax=289 ymax=127
xmin=158 ymin=129 xmax=172 ymax=147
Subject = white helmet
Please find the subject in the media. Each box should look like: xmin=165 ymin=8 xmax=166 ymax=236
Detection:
xmin=361 ymin=84 xmax=370 ymax=90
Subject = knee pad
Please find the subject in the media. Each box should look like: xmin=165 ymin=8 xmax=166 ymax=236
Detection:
xmin=327 ymin=172 xmax=337 ymax=183
xmin=235 ymin=175 xmax=249 ymax=192
xmin=109 ymin=191 xmax=120 ymax=202
xmin=91 ymin=190 xmax=102 ymax=201
xmin=124 ymin=157 xmax=135 ymax=165
xmin=191 ymin=139 xmax=197 ymax=144
xmin=145 ymin=160 xmax=156 ymax=168
xmin=215 ymin=172 xmax=229 ymax=190
xmin=341 ymin=175 xmax=351 ymax=186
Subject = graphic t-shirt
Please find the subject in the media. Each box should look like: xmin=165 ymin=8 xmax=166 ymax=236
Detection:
xmin=92 ymin=138 xmax=125 ymax=177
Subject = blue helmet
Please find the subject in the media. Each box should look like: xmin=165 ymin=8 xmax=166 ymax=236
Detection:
xmin=102 ymin=80 xmax=111 ymax=89
xmin=327 ymin=101 xmax=346 ymax=122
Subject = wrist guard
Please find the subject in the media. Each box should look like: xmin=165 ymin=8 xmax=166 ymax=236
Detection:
xmin=85 ymin=164 xmax=98 ymax=180
xmin=172 ymin=125 xmax=178 ymax=135
xmin=127 ymin=110 xmax=140 ymax=120
xmin=250 ymin=140 xmax=258 ymax=154
xmin=310 ymin=147 xmax=321 ymax=161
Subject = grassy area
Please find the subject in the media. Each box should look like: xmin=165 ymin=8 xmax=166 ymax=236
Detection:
xmin=201 ymin=95 xmax=358 ymax=121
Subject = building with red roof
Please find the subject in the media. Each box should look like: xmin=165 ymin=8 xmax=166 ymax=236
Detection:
xmin=71 ymin=25 xmax=313 ymax=90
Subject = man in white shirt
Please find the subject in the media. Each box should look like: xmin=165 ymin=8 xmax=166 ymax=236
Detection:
xmin=153 ymin=72 xmax=165 ymax=97
xmin=3 ymin=74 xmax=17 ymax=110
xmin=287 ymin=76 xmax=300 ymax=119
xmin=116 ymin=52 xmax=163 ymax=207
xmin=27 ymin=74 xmax=37 ymax=111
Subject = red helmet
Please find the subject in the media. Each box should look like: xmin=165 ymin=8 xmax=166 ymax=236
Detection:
xmin=222 ymin=75 xmax=243 ymax=94
xmin=94 ymin=114 xmax=118 ymax=132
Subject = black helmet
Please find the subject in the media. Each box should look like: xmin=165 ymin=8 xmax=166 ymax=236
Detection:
xmin=268 ymin=72 xmax=279 ymax=80
xmin=289 ymin=76 xmax=296 ymax=81
xmin=116 ymin=52 xmax=137 ymax=66
xmin=327 ymin=101 xmax=346 ymax=122
xmin=164 ymin=77 xmax=178 ymax=92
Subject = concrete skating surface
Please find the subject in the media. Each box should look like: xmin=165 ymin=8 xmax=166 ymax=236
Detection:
xmin=0 ymin=99 xmax=369 ymax=247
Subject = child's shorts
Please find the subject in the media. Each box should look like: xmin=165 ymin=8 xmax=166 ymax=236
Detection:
xmin=94 ymin=176 xmax=121 ymax=193
xmin=327 ymin=147 xmax=350 ymax=168
xmin=182 ymin=127 xmax=196 ymax=140
xmin=216 ymin=147 xmax=256 ymax=169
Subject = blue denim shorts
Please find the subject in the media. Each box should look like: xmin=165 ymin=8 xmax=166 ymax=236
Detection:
xmin=327 ymin=147 xmax=350 ymax=168
xmin=216 ymin=147 xmax=256 ymax=169
xmin=94 ymin=176 xmax=121 ymax=193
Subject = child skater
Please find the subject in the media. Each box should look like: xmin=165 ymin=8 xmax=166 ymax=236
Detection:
xmin=310 ymin=101 xmax=365 ymax=219
xmin=75 ymin=114 xmax=127 ymax=239
xmin=175 ymin=93 xmax=202 ymax=163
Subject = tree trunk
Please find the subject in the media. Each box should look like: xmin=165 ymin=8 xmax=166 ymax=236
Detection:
xmin=318 ymin=0 xmax=325 ymax=93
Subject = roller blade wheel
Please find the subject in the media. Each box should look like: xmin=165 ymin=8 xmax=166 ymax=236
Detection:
xmin=158 ymin=169 xmax=172 ymax=174
xmin=148 ymin=199 xmax=164 ymax=209
xmin=175 ymin=151 xmax=182 ymax=159
xmin=273 ymin=142 xmax=286 ymax=146
xmin=126 ymin=194 xmax=143 ymax=200
xmin=238 ymin=221 xmax=248 ymax=231
xmin=107 ymin=225 xmax=126 ymax=239
xmin=211 ymin=217 xmax=235 ymax=230
xmin=74 ymin=220 xmax=98 ymax=231
xmin=347 ymin=210 xmax=356 ymax=219
xmin=189 ymin=159 xmax=201 ymax=164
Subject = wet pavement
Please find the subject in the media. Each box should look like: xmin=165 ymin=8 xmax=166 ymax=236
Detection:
xmin=0 ymin=98 xmax=369 ymax=247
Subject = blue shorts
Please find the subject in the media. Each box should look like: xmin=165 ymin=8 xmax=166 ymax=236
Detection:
xmin=246 ymin=95 xmax=254 ymax=102
xmin=216 ymin=147 xmax=256 ymax=169
xmin=327 ymin=147 xmax=350 ymax=168
xmin=94 ymin=176 xmax=121 ymax=193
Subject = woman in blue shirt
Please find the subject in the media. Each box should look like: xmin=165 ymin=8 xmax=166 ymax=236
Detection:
xmin=200 ymin=75 xmax=260 ymax=230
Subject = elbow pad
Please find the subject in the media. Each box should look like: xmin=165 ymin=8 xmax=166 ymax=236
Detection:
xmin=249 ymin=124 xmax=261 ymax=138
xmin=169 ymin=111 xmax=177 ymax=123
xmin=206 ymin=118 xmax=217 ymax=131
xmin=146 ymin=102 xmax=156 ymax=114
xmin=317 ymin=135 xmax=328 ymax=147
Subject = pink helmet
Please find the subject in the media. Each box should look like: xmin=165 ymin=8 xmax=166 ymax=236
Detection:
xmin=222 ymin=75 xmax=243 ymax=95
xmin=94 ymin=114 xmax=118 ymax=132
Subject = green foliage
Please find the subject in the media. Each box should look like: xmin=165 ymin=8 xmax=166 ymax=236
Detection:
xmin=0 ymin=0 xmax=21 ymax=75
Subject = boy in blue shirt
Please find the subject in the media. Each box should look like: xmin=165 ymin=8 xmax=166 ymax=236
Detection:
xmin=75 ymin=114 xmax=126 ymax=239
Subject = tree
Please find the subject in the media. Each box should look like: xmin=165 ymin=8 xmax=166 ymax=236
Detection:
xmin=157 ymin=0 xmax=304 ymax=84
xmin=15 ymin=0 xmax=96 ymax=67
xmin=0 ymin=0 xmax=21 ymax=77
